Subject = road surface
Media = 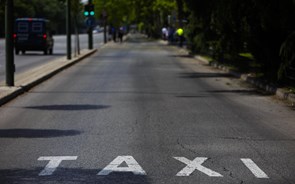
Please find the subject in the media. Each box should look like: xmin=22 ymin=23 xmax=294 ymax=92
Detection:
xmin=0 ymin=34 xmax=294 ymax=184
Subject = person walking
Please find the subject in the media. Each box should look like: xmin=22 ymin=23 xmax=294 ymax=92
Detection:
xmin=111 ymin=27 xmax=117 ymax=42
xmin=161 ymin=27 xmax=168 ymax=40
xmin=118 ymin=26 xmax=124 ymax=43
xmin=176 ymin=27 xmax=184 ymax=47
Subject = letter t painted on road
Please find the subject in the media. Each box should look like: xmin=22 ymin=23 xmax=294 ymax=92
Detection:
xmin=38 ymin=156 xmax=78 ymax=176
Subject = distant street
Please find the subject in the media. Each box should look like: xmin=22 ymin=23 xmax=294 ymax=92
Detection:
xmin=0 ymin=34 xmax=295 ymax=184
xmin=0 ymin=33 xmax=104 ymax=84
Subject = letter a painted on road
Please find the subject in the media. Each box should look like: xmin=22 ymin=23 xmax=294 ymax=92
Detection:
xmin=174 ymin=157 xmax=223 ymax=177
xmin=97 ymin=156 xmax=147 ymax=175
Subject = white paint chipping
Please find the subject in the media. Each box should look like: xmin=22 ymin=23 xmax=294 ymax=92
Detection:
xmin=97 ymin=156 xmax=147 ymax=175
xmin=38 ymin=156 xmax=78 ymax=176
xmin=241 ymin=158 xmax=269 ymax=178
xmin=174 ymin=157 xmax=223 ymax=177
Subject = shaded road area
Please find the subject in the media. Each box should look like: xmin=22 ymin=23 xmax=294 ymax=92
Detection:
xmin=0 ymin=34 xmax=295 ymax=184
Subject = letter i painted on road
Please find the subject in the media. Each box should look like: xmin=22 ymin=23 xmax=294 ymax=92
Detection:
xmin=241 ymin=158 xmax=269 ymax=178
xmin=97 ymin=156 xmax=147 ymax=175
xmin=38 ymin=156 xmax=78 ymax=176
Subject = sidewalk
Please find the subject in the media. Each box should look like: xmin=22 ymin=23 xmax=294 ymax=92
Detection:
xmin=159 ymin=39 xmax=295 ymax=105
xmin=0 ymin=49 xmax=97 ymax=106
xmin=195 ymin=56 xmax=295 ymax=104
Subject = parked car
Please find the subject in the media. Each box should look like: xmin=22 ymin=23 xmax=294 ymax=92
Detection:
xmin=14 ymin=18 xmax=54 ymax=55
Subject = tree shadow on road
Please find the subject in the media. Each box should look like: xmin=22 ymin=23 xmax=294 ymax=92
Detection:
xmin=24 ymin=104 xmax=110 ymax=111
xmin=206 ymin=89 xmax=272 ymax=96
xmin=169 ymin=54 xmax=194 ymax=58
xmin=16 ymin=53 xmax=65 ymax=56
xmin=179 ymin=72 xmax=235 ymax=79
xmin=0 ymin=167 xmax=151 ymax=184
xmin=175 ymin=95 xmax=208 ymax=98
xmin=0 ymin=129 xmax=81 ymax=138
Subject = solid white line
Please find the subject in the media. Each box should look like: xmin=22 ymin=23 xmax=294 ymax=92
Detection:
xmin=241 ymin=158 xmax=269 ymax=178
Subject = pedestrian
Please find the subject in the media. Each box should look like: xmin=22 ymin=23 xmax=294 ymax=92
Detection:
xmin=168 ymin=27 xmax=175 ymax=44
xmin=118 ymin=26 xmax=124 ymax=43
xmin=161 ymin=27 xmax=168 ymax=40
xmin=112 ymin=27 xmax=117 ymax=42
xmin=176 ymin=27 xmax=184 ymax=47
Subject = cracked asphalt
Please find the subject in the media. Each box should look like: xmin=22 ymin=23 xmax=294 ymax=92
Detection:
xmin=0 ymin=34 xmax=295 ymax=184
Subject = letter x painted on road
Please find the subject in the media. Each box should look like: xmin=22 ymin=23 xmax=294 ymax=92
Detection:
xmin=174 ymin=157 xmax=223 ymax=177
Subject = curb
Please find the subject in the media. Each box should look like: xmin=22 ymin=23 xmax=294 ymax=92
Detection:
xmin=0 ymin=49 xmax=97 ymax=106
xmin=0 ymin=86 xmax=23 ymax=107
xmin=196 ymin=55 xmax=295 ymax=104
xmin=158 ymin=40 xmax=295 ymax=105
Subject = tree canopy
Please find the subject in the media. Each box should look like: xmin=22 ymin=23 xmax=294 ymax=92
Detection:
xmin=92 ymin=0 xmax=177 ymax=36
xmin=0 ymin=0 xmax=295 ymax=84
xmin=184 ymin=0 xmax=295 ymax=82
xmin=0 ymin=0 xmax=81 ymax=36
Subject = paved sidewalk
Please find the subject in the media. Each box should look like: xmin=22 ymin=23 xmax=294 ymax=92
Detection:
xmin=160 ymin=40 xmax=295 ymax=106
xmin=0 ymin=49 xmax=97 ymax=106
xmin=194 ymin=56 xmax=295 ymax=105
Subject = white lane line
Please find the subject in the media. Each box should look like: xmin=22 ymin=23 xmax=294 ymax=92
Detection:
xmin=174 ymin=157 xmax=223 ymax=177
xmin=97 ymin=156 xmax=147 ymax=175
xmin=38 ymin=156 xmax=78 ymax=176
xmin=241 ymin=158 xmax=269 ymax=178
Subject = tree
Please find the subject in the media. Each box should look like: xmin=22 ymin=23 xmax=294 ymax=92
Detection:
xmin=183 ymin=0 xmax=295 ymax=82
xmin=244 ymin=0 xmax=295 ymax=81
xmin=0 ymin=0 xmax=67 ymax=36
xmin=71 ymin=0 xmax=83 ymax=56
xmin=92 ymin=0 xmax=177 ymax=38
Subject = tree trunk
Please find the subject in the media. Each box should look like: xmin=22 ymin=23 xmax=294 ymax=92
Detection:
xmin=176 ymin=0 xmax=184 ymax=27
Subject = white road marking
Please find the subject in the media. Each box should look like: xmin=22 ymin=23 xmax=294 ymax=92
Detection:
xmin=38 ymin=156 xmax=78 ymax=176
xmin=241 ymin=158 xmax=269 ymax=178
xmin=97 ymin=156 xmax=147 ymax=175
xmin=174 ymin=157 xmax=223 ymax=177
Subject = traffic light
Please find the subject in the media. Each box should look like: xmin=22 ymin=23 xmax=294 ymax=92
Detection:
xmin=84 ymin=4 xmax=95 ymax=17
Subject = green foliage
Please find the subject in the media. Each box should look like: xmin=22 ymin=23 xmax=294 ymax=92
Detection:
xmin=279 ymin=31 xmax=295 ymax=81
xmin=0 ymin=0 xmax=178 ymax=37
xmin=93 ymin=0 xmax=177 ymax=37
xmin=239 ymin=53 xmax=254 ymax=60
xmin=0 ymin=0 xmax=88 ymax=36
xmin=93 ymin=0 xmax=133 ymax=28
xmin=184 ymin=0 xmax=295 ymax=83
xmin=0 ymin=0 xmax=69 ymax=35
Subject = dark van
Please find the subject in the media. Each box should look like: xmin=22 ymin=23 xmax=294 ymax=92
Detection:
xmin=14 ymin=18 xmax=54 ymax=55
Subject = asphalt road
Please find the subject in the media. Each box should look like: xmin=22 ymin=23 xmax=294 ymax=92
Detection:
xmin=0 ymin=34 xmax=295 ymax=184
xmin=0 ymin=33 xmax=104 ymax=84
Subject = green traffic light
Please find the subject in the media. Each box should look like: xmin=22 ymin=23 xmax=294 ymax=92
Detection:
xmin=84 ymin=11 xmax=89 ymax=16
xmin=90 ymin=11 xmax=95 ymax=16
